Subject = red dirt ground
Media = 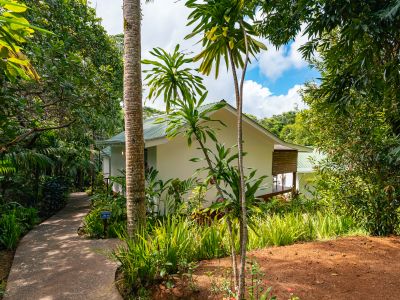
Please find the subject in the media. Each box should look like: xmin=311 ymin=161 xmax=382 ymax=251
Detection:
xmin=0 ymin=250 xmax=14 ymax=300
xmin=152 ymin=236 xmax=400 ymax=299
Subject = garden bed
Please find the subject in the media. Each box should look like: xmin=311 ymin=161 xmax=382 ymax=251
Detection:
xmin=150 ymin=236 xmax=400 ymax=299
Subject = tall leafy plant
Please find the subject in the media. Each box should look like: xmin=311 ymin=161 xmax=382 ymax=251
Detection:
xmin=184 ymin=1 xmax=266 ymax=297
xmin=143 ymin=45 xmax=243 ymax=283
xmin=143 ymin=44 xmax=205 ymax=112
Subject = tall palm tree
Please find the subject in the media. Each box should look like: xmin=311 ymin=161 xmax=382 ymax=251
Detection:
xmin=123 ymin=0 xmax=146 ymax=236
xmin=185 ymin=0 xmax=266 ymax=298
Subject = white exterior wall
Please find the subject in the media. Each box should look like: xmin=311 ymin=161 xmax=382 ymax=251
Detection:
xmin=107 ymin=109 xmax=277 ymax=205
xmin=102 ymin=156 xmax=111 ymax=178
xmin=156 ymin=109 xmax=274 ymax=206
xmin=110 ymin=145 xmax=125 ymax=193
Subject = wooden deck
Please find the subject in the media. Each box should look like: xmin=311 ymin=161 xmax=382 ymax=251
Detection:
xmin=260 ymin=185 xmax=294 ymax=200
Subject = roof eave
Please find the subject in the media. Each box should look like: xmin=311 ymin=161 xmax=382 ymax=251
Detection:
xmin=220 ymin=104 xmax=313 ymax=153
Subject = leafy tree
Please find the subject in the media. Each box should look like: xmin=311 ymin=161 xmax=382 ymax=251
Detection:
xmin=257 ymin=0 xmax=400 ymax=135
xmin=279 ymin=110 xmax=315 ymax=146
xmin=0 ymin=0 xmax=42 ymax=81
xmin=305 ymin=83 xmax=400 ymax=235
xmin=143 ymin=106 xmax=164 ymax=119
xmin=185 ymin=1 xmax=266 ymax=296
xmin=260 ymin=110 xmax=297 ymax=138
xmin=257 ymin=0 xmax=400 ymax=234
xmin=1 ymin=0 xmax=123 ymax=210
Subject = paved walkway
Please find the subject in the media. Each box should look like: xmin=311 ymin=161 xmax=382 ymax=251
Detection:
xmin=4 ymin=193 xmax=122 ymax=300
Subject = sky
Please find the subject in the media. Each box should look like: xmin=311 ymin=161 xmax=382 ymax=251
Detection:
xmin=90 ymin=0 xmax=319 ymax=118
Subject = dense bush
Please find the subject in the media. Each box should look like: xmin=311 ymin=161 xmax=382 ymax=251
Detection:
xmin=40 ymin=177 xmax=69 ymax=218
xmin=264 ymin=195 xmax=323 ymax=215
xmin=114 ymin=216 xmax=230 ymax=291
xmin=0 ymin=203 xmax=39 ymax=249
xmin=82 ymin=193 xmax=126 ymax=238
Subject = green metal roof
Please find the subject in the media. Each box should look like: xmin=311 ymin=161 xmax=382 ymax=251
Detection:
xmin=297 ymin=151 xmax=325 ymax=173
xmin=101 ymin=102 xmax=219 ymax=145
xmin=102 ymin=115 xmax=168 ymax=144
xmin=100 ymin=146 xmax=111 ymax=157
xmin=99 ymin=101 xmax=312 ymax=153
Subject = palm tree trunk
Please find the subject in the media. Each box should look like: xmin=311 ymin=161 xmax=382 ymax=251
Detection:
xmin=123 ymin=0 xmax=146 ymax=236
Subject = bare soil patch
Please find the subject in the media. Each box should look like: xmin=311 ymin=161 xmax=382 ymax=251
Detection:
xmin=151 ymin=236 xmax=400 ymax=299
xmin=0 ymin=250 xmax=14 ymax=300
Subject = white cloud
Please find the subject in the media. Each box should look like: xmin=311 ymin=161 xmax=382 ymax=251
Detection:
xmin=257 ymin=29 xmax=308 ymax=80
xmin=241 ymin=80 xmax=307 ymax=118
xmin=90 ymin=0 xmax=309 ymax=117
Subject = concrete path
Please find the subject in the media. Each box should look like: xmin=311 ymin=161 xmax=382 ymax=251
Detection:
xmin=4 ymin=193 xmax=122 ymax=300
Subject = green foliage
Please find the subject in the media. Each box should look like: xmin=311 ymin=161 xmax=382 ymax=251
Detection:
xmin=145 ymin=167 xmax=170 ymax=217
xmin=254 ymin=110 xmax=314 ymax=146
xmin=162 ymin=94 xmax=226 ymax=147
xmin=264 ymin=195 xmax=322 ymax=215
xmin=185 ymin=0 xmax=266 ymax=77
xmin=0 ymin=203 xmax=38 ymax=249
xmin=0 ymin=0 xmax=43 ymax=81
xmin=303 ymin=83 xmax=400 ymax=235
xmin=82 ymin=193 xmax=127 ymax=238
xmin=0 ymin=213 xmax=21 ymax=249
xmin=247 ymin=212 xmax=363 ymax=249
xmin=0 ymin=0 xmax=124 ymax=216
xmin=279 ymin=110 xmax=315 ymax=146
xmin=114 ymin=216 xmax=230 ymax=293
xmin=143 ymin=45 xmax=206 ymax=112
xmin=257 ymin=0 xmax=400 ymax=123
xmin=40 ymin=176 xmax=69 ymax=217
xmin=115 ymin=210 xmax=362 ymax=293
xmin=165 ymin=177 xmax=197 ymax=215
xmin=259 ymin=111 xmax=296 ymax=138
xmin=257 ymin=0 xmax=400 ymax=235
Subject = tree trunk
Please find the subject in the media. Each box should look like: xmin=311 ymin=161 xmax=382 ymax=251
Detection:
xmin=123 ymin=0 xmax=146 ymax=236
xmin=237 ymin=21 xmax=250 ymax=300
xmin=228 ymin=20 xmax=250 ymax=299
xmin=196 ymin=134 xmax=238 ymax=289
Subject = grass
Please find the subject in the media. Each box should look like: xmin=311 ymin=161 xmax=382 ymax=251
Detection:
xmin=248 ymin=212 xmax=367 ymax=249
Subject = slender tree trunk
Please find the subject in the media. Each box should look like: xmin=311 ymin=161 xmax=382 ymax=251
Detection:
xmin=237 ymin=21 xmax=250 ymax=300
xmin=90 ymin=142 xmax=95 ymax=192
xmin=196 ymin=135 xmax=238 ymax=289
xmin=123 ymin=0 xmax=146 ymax=236
xmin=228 ymin=21 xmax=250 ymax=298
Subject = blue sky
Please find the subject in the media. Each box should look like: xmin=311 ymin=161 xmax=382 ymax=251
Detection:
xmin=246 ymin=63 xmax=319 ymax=95
xmin=90 ymin=0 xmax=319 ymax=118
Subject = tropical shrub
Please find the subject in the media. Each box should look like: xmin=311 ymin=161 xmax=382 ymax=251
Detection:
xmin=0 ymin=213 xmax=22 ymax=250
xmin=83 ymin=193 xmax=127 ymax=238
xmin=115 ymin=211 xmax=362 ymax=294
xmin=264 ymin=195 xmax=323 ymax=215
xmin=40 ymin=176 xmax=69 ymax=218
xmin=0 ymin=204 xmax=38 ymax=249
xmin=114 ymin=216 xmax=230 ymax=292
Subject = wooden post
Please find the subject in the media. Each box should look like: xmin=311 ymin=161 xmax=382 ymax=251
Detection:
xmin=292 ymin=172 xmax=297 ymax=197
